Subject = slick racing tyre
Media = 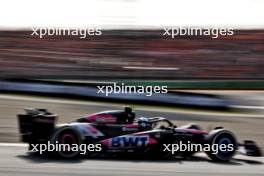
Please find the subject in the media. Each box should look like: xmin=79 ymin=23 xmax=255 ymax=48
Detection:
xmin=51 ymin=127 xmax=82 ymax=158
xmin=205 ymin=129 xmax=237 ymax=162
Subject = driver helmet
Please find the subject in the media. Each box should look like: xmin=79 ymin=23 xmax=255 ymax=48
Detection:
xmin=124 ymin=106 xmax=132 ymax=113
xmin=138 ymin=117 xmax=149 ymax=128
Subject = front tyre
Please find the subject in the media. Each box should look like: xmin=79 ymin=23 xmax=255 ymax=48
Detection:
xmin=205 ymin=129 xmax=237 ymax=162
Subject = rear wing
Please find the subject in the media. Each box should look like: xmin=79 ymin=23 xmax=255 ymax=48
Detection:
xmin=17 ymin=108 xmax=57 ymax=143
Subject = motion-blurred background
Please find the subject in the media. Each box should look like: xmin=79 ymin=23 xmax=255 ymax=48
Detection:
xmin=0 ymin=30 xmax=264 ymax=80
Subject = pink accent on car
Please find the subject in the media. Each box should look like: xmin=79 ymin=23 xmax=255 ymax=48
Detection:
xmin=176 ymin=128 xmax=208 ymax=134
xmin=122 ymin=124 xmax=139 ymax=128
xmin=86 ymin=125 xmax=99 ymax=134
xmin=148 ymin=136 xmax=158 ymax=144
xmin=60 ymin=134 xmax=76 ymax=144
xmin=100 ymin=139 xmax=109 ymax=146
xmin=85 ymin=114 xmax=116 ymax=123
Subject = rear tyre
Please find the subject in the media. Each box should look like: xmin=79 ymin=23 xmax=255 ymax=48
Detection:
xmin=205 ymin=129 xmax=237 ymax=162
xmin=51 ymin=127 xmax=82 ymax=158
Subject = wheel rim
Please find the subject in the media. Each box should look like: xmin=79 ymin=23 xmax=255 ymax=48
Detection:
xmin=55 ymin=129 xmax=80 ymax=158
xmin=213 ymin=133 xmax=236 ymax=160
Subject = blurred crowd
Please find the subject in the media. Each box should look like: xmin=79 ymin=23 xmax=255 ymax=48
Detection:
xmin=0 ymin=30 xmax=263 ymax=80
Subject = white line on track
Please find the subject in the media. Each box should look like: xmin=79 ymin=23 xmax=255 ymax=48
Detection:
xmin=0 ymin=143 xmax=27 ymax=147
xmin=232 ymin=105 xmax=264 ymax=110
xmin=123 ymin=66 xmax=180 ymax=70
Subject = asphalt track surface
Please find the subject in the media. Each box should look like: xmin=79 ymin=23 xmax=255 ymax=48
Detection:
xmin=0 ymin=144 xmax=263 ymax=176
xmin=0 ymin=94 xmax=263 ymax=176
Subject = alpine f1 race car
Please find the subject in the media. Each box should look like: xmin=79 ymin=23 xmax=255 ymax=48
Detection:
xmin=17 ymin=107 xmax=262 ymax=162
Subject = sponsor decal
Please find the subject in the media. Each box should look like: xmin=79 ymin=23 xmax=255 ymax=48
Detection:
xmin=109 ymin=135 xmax=149 ymax=148
xmin=121 ymin=127 xmax=138 ymax=131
